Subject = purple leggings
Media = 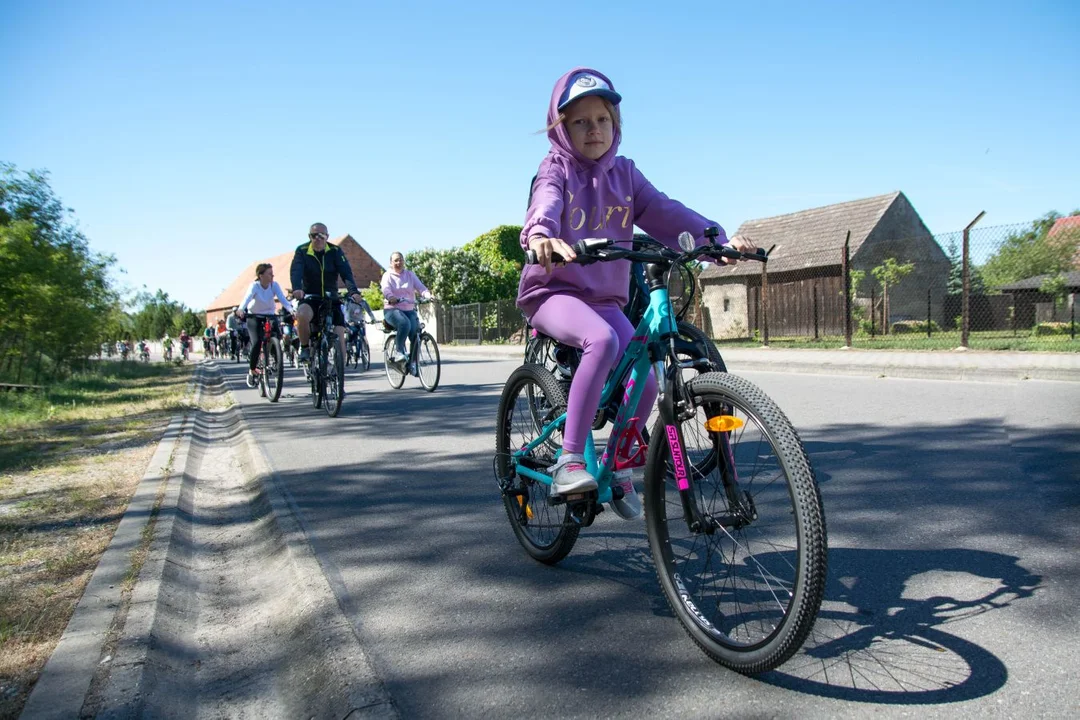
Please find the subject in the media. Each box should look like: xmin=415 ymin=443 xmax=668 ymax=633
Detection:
xmin=529 ymin=295 xmax=658 ymax=454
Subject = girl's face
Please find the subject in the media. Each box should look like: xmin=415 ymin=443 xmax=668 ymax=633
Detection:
xmin=259 ymin=267 xmax=274 ymax=285
xmin=565 ymin=96 xmax=614 ymax=160
xmin=391 ymin=253 xmax=404 ymax=272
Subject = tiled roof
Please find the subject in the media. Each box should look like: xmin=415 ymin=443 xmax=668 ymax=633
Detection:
xmin=205 ymin=235 xmax=382 ymax=315
xmin=1047 ymin=215 xmax=1080 ymax=239
xmin=700 ymin=192 xmax=902 ymax=279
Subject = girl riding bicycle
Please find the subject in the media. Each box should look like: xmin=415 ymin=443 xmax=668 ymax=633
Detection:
xmin=235 ymin=262 xmax=294 ymax=385
xmin=518 ymin=67 xmax=756 ymax=518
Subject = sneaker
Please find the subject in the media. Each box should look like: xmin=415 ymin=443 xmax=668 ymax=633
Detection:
xmin=299 ymin=347 xmax=310 ymax=364
xmin=408 ymin=361 xmax=418 ymax=376
xmin=245 ymin=371 xmax=256 ymax=388
xmin=610 ymin=469 xmax=642 ymax=520
xmin=550 ymin=453 xmax=597 ymax=495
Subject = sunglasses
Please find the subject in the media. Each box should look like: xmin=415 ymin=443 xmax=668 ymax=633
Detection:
xmin=309 ymin=232 xmax=328 ymax=240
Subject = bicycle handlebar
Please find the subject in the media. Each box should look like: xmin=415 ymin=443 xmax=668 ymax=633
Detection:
xmin=524 ymin=233 xmax=768 ymax=267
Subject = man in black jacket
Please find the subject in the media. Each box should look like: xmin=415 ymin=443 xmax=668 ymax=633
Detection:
xmin=290 ymin=222 xmax=363 ymax=364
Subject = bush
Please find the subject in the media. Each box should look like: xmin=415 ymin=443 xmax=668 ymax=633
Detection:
xmin=891 ymin=319 xmax=941 ymax=334
xmin=1034 ymin=322 xmax=1071 ymax=336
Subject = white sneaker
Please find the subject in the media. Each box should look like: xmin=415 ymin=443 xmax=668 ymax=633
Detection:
xmin=610 ymin=469 xmax=642 ymax=519
xmin=550 ymin=453 xmax=597 ymax=495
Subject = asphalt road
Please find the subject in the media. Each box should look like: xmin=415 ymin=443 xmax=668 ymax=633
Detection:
xmin=218 ymin=352 xmax=1080 ymax=719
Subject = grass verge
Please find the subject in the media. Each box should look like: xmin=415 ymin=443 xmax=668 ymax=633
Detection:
xmin=0 ymin=360 xmax=194 ymax=718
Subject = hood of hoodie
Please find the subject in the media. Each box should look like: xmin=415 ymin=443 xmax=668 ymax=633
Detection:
xmin=546 ymin=67 xmax=621 ymax=172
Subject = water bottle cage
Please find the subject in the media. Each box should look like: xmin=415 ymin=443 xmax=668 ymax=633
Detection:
xmin=613 ymin=419 xmax=648 ymax=470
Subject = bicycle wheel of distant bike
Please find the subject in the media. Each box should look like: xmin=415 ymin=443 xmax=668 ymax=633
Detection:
xmin=495 ymin=364 xmax=579 ymax=565
xmin=360 ymin=337 xmax=371 ymax=371
xmin=383 ymin=335 xmax=406 ymax=389
xmin=324 ymin=343 xmax=345 ymax=417
xmin=644 ymin=371 xmax=827 ymax=675
xmin=417 ymin=332 xmax=440 ymax=392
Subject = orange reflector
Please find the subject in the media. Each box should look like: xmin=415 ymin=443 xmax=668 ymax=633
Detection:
xmin=705 ymin=415 xmax=743 ymax=433
xmin=517 ymin=496 xmax=533 ymax=520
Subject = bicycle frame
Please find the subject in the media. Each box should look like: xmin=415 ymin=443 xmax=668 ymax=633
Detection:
xmin=512 ymin=272 xmax=691 ymax=508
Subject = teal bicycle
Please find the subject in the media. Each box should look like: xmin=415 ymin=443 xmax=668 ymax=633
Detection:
xmin=494 ymin=230 xmax=827 ymax=674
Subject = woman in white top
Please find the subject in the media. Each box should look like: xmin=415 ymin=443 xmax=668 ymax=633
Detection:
xmin=235 ymin=263 xmax=294 ymax=378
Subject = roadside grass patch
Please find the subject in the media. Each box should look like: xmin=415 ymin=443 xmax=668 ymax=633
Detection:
xmin=0 ymin=361 xmax=193 ymax=718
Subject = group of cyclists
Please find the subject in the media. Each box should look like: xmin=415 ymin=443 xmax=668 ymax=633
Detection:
xmin=212 ymin=222 xmax=432 ymax=392
xmin=100 ymin=331 xmax=193 ymax=363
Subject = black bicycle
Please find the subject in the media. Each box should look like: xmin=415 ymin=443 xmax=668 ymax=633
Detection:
xmin=306 ymin=293 xmax=345 ymax=417
xmin=245 ymin=313 xmax=284 ymax=402
xmin=382 ymin=299 xmax=440 ymax=392
xmin=346 ymin=322 xmax=372 ymax=371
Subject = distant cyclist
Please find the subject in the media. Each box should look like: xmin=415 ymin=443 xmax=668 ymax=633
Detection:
xmin=226 ymin=310 xmax=246 ymax=357
xmin=343 ymin=294 xmax=377 ymax=359
xmin=380 ymin=251 xmax=435 ymax=375
xmin=234 ymin=262 xmax=294 ymax=385
xmin=202 ymin=326 xmax=215 ymax=356
xmin=289 ymin=222 xmax=363 ymax=364
xmin=215 ymin=316 xmax=231 ymax=358
xmin=179 ymin=329 xmax=191 ymax=360
xmin=161 ymin=334 xmax=174 ymax=361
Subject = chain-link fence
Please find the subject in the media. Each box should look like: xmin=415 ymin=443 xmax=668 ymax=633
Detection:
xmin=700 ymin=216 xmax=1079 ymax=351
xmin=435 ymin=298 xmax=526 ymax=345
xmin=436 ymin=215 xmax=1079 ymax=352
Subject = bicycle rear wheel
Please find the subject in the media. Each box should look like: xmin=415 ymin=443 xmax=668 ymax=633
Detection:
xmin=644 ymin=371 xmax=827 ymax=675
xmin=495 ymin=364 xmax=580 ymax=565
xmin=417 ymin=333 xmax=440 ymax=392
xmin=310 ymin=343 xmax=322 ymax=409
xmin=383 ymin=335 xmax=405 ymax=389
xmin=324 ymin=342 xmax=344 ymax=417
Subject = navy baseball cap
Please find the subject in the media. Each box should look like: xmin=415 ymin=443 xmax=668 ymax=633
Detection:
xmin=557 ymin=72 xmax=622 ymax=112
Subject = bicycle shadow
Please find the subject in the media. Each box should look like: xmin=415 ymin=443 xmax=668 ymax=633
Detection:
xmin=760 ymin=546 xmax=1041 ymax=704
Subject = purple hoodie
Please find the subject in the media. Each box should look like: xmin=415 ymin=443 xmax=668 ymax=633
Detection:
xmin=517 ymin=67 xmax=729 ymax=314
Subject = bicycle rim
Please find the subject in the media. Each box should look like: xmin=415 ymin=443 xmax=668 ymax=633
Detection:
xmin=417 ymin=334 xmax=440 ymax=392
xmin=383 ymin=335 xmax=405 ymax=389
xmin=361 ymin=339 xmax=370 ymax=371
xmin=325 ymin=344 xmax=344 ymax=417
xmin=644 ymin=371 xmax=827 ymax=674
xmin=495 ymin=364 xmax=579 ymax=565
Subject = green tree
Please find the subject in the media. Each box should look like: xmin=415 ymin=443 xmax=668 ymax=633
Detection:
xmin=0 ymin=163 xmax=120 ymax=381
xmin=361 ymin=281 xmax=384 ymax=311
xmin=870 ymin=258 xmax=915 ymax=334
xmin=979 ymin=211 xmax=1080 ymax=290
xmin=945 ymin=238 xmax=986 ymax=295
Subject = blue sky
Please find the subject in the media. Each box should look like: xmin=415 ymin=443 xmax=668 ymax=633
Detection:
xmin=3 ymin=0 xmax=1078 ymax=309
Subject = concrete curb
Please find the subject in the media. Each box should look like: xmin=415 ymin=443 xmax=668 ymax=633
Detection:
xmin=20 ymin=372 xmax=201 ymax=720
xmin=224 ymin=367 xmax=400 ymax=718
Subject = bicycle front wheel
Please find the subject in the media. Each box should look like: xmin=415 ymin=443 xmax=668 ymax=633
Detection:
xmin=495 ymin=364 xmax=579 ymax=565
xmin=268 ymin=338 xmax=283 ymax=402
xmin=360 ymin=338 xmax=370 ymax=371
xmin=417 ymin=333 xmax=440 ymax=392
xmin=644 ymin=371 xmax=827 ymax=675
xmin=324 ymin=343 xmax=344 ymax=417
xmin=383 ymin=335 xmax=405 ymax=389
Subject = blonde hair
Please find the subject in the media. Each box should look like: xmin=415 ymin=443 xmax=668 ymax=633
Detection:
xmin=539 ymin=98 xmax=621 ymax=134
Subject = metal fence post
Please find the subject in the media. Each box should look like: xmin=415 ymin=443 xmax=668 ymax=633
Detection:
xmin=761 ymin=261 xmax=769 ymax=347
xmin=870 ymin=287 xmax=876 ymax=338
xmin=927 ymin=288 xmax=932 ymax=338
xmin=842 ymin=231 xmax=852 ymax=348
xmin=476 ymin=302 xmax=482 ymax=344
xmin=961 ymin=211 xmax=986 ymax=348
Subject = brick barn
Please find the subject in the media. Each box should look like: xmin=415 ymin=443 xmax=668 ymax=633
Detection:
xmin=204 ymin=235 xmax=385 ymax=327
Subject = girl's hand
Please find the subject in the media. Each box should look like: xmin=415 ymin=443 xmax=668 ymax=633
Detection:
xmin=528 ymin=235 xmax=576 ymax=273
xmin=723 ymin=234 xmax=758 ymax=265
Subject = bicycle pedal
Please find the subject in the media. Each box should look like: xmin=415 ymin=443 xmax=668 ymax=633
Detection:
xmin=547 ymin=489 xmax=598 ymax=507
